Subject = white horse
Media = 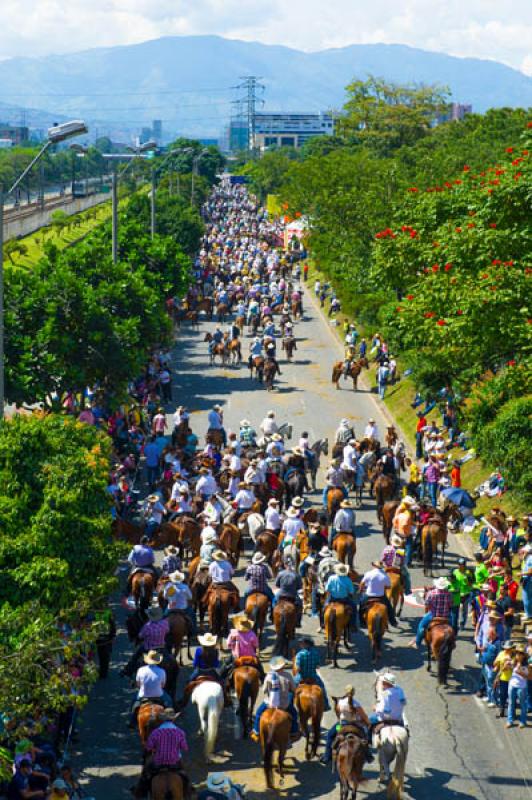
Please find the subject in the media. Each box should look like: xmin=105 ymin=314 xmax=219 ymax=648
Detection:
xmin=192 ymin=680 xmax=224 ymax=760
xmin=373 ymin=674 xmax=409 ymax=799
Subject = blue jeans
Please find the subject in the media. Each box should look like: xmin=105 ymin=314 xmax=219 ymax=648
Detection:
xmin=404 ymin=538 xmax=413 ymax=567
xmin=415 ymin=432 xmax=423 ymax=460
xmin=146 ymin=465 xmax=159 ymax=486
xmin=378 ymin=381 xmax=387 ymax=400
xmin=522 ymin=577 xmax=532 ymax=619
xmin=499 ymin=681 xmax=509 ymax=713
xmin=427 ymin=482 xmax=438 ymax=507
xmin=416 ymin=612 xmax=434 ymax=646
xmin=483 ymin=665 xmax=496 ymax=703
xmin=460 ymin=596 xmax=470 ymax=628
xmin=322 ymin=485 xmax=347 ymax=508
xmin=253 ymin=701 xmax=298 ymax=734
xmin=450 ymin=607 xmax=459 ymax=634
xmin=527 ymin=679 xmax=532 ymax=713
xmin=508 ymin=686 xmax=528 ymax=725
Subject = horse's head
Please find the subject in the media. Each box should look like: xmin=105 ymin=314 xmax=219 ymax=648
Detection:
xmin=204 ymin=332 xmax=212 ymax=341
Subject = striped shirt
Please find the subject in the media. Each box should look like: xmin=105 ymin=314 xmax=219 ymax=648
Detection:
xmin=139 ymin=619 xmax=169 ymax=650
xmin=426 ymin=589 xmax=452 ymax=618
xmin=245 ymin=563 xmax=271 ymax=593
xmin=146 ymin=722 xmax=188 ymax=767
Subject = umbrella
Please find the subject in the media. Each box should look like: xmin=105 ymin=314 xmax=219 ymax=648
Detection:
xmin=440 ymin=487 xmax=476 ymax=509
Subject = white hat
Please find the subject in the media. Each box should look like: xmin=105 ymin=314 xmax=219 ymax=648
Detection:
xmin=212 ymin=549 xmax=227 ymax=561
xmin=340 ymin=419 xmax=349 ymax=426
xmin=252 ymin=552 xmax=267 ymax=565
xmin=270 ymin=656 xmax=287 ymax=671
xmin=434 ymin=577 xmax=449 ymax=590
xmin=214 ymin=404 xmax=222 ymax=411
xmin=198 ymin=632 xmax=218 ymax=647
xmin=320 ymin=546 xmax=333 ymax=557
xmin=381 ymin=672 xmax=397 ymax=686
xmin=402 ymin=496 xmax=417 ymax=506
xmin=268 ymin=498 xmax=279 ymax=506
xmin=334 ymin=563 xmax=349 ymax=576
xmin=206 ymin=774 xmax=231 ymax=794
xmin=286 ymin=507 xmax=299 ymax=518
xmin=240 ymin=419 xmax=251 ymax=427
xmin=203 ymin=531 xmax=217 ymax=544
xmin=144 ymin=649 xmax=163 ymax=665
xmin=390 ymin=534 xmax=404 ymax=548
xmin=272 ymin=433 xmax=283 ymax=441
xmin=267 ymin=410 xmax=275 ymax=417
xmin=168 ymin=570 xmax=185 ymax=583
xmin=292 ymin=496 xmax=304 ymax=508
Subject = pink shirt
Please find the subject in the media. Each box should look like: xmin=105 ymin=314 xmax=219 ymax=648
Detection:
xmin=226 ymin=629 xmax=259 ymax=658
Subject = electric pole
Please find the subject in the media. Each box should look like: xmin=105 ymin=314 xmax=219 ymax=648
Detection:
xmin=235 ymin=76 xmax=265 ymax=153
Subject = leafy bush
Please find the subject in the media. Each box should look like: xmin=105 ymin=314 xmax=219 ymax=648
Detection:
xmin=466 ymin=363 xmax=532 ymax=436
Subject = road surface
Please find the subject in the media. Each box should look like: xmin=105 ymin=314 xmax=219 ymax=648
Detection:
xmin=72 ymin=286 xmax=531 ymax=799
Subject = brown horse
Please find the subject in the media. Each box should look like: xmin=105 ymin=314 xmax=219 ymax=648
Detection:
xmin=374 ymin=475 xmax=396 ymax=523
xmin=190 ymin=567 xmax=211 ymax=629
xmin=219 ymin=523 xmax=242 ymax=567
xmin=235 ymin=314 xmax=245 ymax=331
xmin=216 ymin=302 xmax=229 ymax=322
xmin=367 ymin=601 xmax=388 ymax=663
xmin=245 ymin=592 xmax=270 ymax=644
xmin=227 ymin=338 xmax=242 ymax=365
xmin=205 ymin=585 xmax=239 ymax=639
xmin=234 ymin=661 xmax=260 ymax=738
xmin=295 ymin=681 xmax=324 ymax=759
xmin=196 ymin=297 xmax=213 ymax=318
xmin=150 ymin=771 xmax=183 ymax=800
xmin=112 ymin=517 xmax=144 ymax=544
xmin=260 ymin=708 xmax=291 ymax=790
xmin=281 ymin=336 xmax=297 ymax=361
xmin=333 ymin=533 xmax=356 ymax=567
xmin=159 ymin=517 xmax=201 ymax=558
xmin=327 ymin=488 xmax=345 ymax=521
xmin=263 ymin=360 xmax=279 ymax=391
xmin=381 ymin=500 xmax=401 ymax=543
xmin=421 ymin=506 xmax=452 ymax=576
xmin=425 ymin=618 xmax=456 ymax=685
xmin=167 ymin=611 xmax=192 ymax=665
xmin=204 ymin=333 xmax=227 ymax=366
xmin=255 ymin=529 xmax=278 ymax=562
xmin=206 ymin=429 xmax=224 ymax=448
xmin=249 ymin=355 xmax=265 ymax=381
xmin=386 ymin=568 xmax=405 ymax=618
xmin=131 ymin=571 xmax=155 ymax=609
xmin=331 ymin=358 xmax=368 ymax=391
xmin=137 ymin=701 xmax=164 ymax=745
xmin=273 ymin=598 xmax=298 ymax=657
xmin=325 ymin=602 xmax=351 ymax=668
xmin=334 ymin=729 xmax=368 ymax=800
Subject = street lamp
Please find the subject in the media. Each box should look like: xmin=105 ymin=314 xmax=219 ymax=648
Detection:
xmin=0 ymin=119 xmax=88 ymax=418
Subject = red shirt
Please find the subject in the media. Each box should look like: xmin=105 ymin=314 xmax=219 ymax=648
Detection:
xmin=451 ymin=467 xmax=461 ymax=488
xmin=504 ymin=579 xmax=519 ymax=602
xmin=416 ymin=416 xmax=427 ymax=433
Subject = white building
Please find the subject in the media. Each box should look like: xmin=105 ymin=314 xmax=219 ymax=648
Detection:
xmin=253 ymin=112 xmax=334 ymax=150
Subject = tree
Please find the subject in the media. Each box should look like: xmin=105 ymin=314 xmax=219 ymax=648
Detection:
xmin=3 ymin=239 xmax=28 ymax=264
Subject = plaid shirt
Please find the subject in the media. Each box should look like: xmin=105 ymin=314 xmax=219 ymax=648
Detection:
xmin=139 ymin=619 xmax=169 ymax=650
xmin=146 ymin=722 xmax=188 ymax=767
xmin=245 ymin=563 xmax=270 ymax=593
xmin=295 ymin=647 xmax=321 ymax=678
xmin=426 ymin=589 xmax=452 ymax=618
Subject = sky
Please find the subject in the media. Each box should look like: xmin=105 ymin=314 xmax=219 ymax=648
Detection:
xmin=1 ymin=0 xmax=531 ymax=75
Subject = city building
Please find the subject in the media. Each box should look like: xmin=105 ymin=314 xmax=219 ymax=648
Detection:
xmin=0 ymin=124 xmax=30 ymax=145
xmin=435 ymin=103 xmax=473 ymax=125
xmin=225 ymin=119 xmax=249 ymax=153
xmin=253 ymin=112 xmax=334 ymax=150
xmin=152 ymin=119 xmax=163 ymax=143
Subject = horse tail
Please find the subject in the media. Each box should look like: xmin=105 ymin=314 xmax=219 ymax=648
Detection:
xmin=387 ymin=730 xmax=408 ymax=800
xmin=263 ymin=721 xmax=276 ymax=789
xmin=373 ymin=612 xmax=383 ymax=650
xmin=275 ymin=610 xmax=287 ymax=656
xmin=438 ymin=630 xmax=454 ymax=685
xmin=238 ymin=678 xmax=251 ymax=732
xmin=213 ymin=596 xmax=223 ymax=637
xmin=251 ymin=601 xmax=260 ymax=634
xmin=205 ymin=691 xmax=222 ymax=758
xmin=423 ymin=528 xmax=433 ymax=573
xmin=329 ymin=606 xmax=337 ymax=646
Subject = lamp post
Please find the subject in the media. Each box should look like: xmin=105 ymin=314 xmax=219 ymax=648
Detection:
xmin=0 ymin=120 xmax=88 ymax=418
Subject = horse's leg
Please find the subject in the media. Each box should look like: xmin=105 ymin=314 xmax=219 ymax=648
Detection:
xmin=334 ymin=640 xmax=339 ymax=669
xmin=427 ymin=643 xmax=432 ymax=673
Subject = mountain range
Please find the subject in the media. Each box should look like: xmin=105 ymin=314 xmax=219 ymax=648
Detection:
xmin=0 ymin=35 xmax=530 ymax=139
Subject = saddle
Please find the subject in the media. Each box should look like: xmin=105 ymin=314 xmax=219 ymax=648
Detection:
xmin=297 ymin=677 xmax=320 ymax=687
xmin=428 ymin=616 xmax=450 ymax=632
xmin=203 ymin=581 xmax=240 ymax=609
xmin=130 ymin=566 xmax=156 ymax=578
xmin=185 ymin=673 xmax=223 ymax=695
xmin=234 ymin=656 xmax=260 ymax=669
xmin=373 ymin=720 xmax=405 ymax=737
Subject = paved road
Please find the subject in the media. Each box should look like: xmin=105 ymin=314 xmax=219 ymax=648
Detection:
xmin=73 ymin=287 xmax=531 ymax=799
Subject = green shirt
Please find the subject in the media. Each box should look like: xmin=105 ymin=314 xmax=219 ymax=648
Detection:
xmin=474 ymin=563 xmax=489 ymax=589
xmin=447 ymin=576 xmax=461 ymax=607
xmin=453 ymin=569 xmax=473 ymax=598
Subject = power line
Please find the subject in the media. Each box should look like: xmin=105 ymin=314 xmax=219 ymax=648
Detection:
xmin=0 ymin=87 xmax=233 ymax=98
xmin=235 ymin=76 xmax=265 ymax=151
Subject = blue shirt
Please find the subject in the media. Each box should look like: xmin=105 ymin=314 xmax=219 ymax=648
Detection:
xmin=326 ymin=574 xmax=355 ymax=599
xmin=144 ymin=442 xmax=160 ymax=468
xmin=128 ymin=544 xmax=155 ymax=567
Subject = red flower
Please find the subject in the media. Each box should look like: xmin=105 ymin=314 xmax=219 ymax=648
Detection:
xmin=455 ymin=227 xmax=462 ymax=233
xmin=424 ymin=311 xmax=435 ymax=318
xmin=444 ymin=263 xmax=453 ymax=272
xmin=527 ymin=122 xmax=532 ymax=129
xmin=396 ymin=307 xmax=402 ymax=313
xmin=454 ymin=179 xmax=462 ymax=185
xmin=432 ymin=264 xmax=439 ymax=272
xmin=514 ymin=173 xmax=522 ymax=180
xmin=467 ymin=223 xmax=475 ymax=229
xmin=295 ymin=211 xmax=302 ymax=218
xmin=504 ymin=261 xmax=514 ymax=266
xmin=481 ymin=273 xmax=489 ymax=279
xmin=523 ymin=150 xmax=529 ymax=156
xmin=495 ymin=169 xmax=505 ymax=175
xmin=456 ymin=309 xmax=463 ymax=315
xmin=410 ymin=230 xmax=417 ymax=238
xmin=436 ymin=319 xmax=446 ymax=326
xmin=489 ymin=223 xmax=497 ymax=229
xmin=408 ymin=187 xmax=419 ymax=192
xmin=506 ymin=147 xmax=514 ymax=153
xmin=487 ymin=189 xmax=493 ymax=194
xmin=511 ymin=158 xmax=523 ymax=166
xmin=406 ymin=294 xmax=414 ymax=300
xmin=507 ymin=360 xmax=516 ymax=366
xmin=492 ymin=260 xmax=502 ymax=265
xmin=433 ymin=242 xmax=440 ymax=247
xmin=444 ymin=182 xmax=453 ymax=188
xmin=463 ymin=165 xmax=470 ymax=172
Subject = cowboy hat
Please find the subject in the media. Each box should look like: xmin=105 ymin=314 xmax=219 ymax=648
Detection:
xmin=203 ymin=531 xmax=217 ymax=544
xmin=344 ymin=684 xmax=355 ymax=695
xmin=272 ymin=433 xmax=283 ymax=441
xmin=144 ymin=650 xmax=163 ymax=665
xmin=240 ymin=419 xmax=251 ymax=427
xmin=514 ymin=643 xmax=527 ymax=653
xmin=252 ymin=552 xmax=267 ymax=565
xmin=198 ymin=632 xmax=218 ymax=648
xmin=199 ymin=467 xmax=209 ymax=475
xmin=334 ymin=563 xmax=349 ymax=576
xmin=157 ymin=707 xmax=180 ymax=722
xmin=488 ymin=612 xmax=501 ymax=621
xmin=340 ymin=499 xmax=353 ymax=509
xmin=390 ymin=534 xmax=404 ymax=548
xmin=286 ymin=507 xmax=299 ymax=518
xmin=147 ymin=606 xmax=163 ymax=621
xmin=234 ymin=616 xmax=253 ymax=632
xmin=269 ymin=656 xmax=287 ymax=671
xmin=164 ymin=545 xmax=179 ymax=556
xmin=147 ymin=494 xmax=159 ymax=503
xmin=238 ymin=481 xmax=249 ymax=489
xmin=381 ymin=672 xmax=397 ymax=686
xmin=371 ymin=560 xmax=386 ymax=570
xmin=178 ymin=486 xmax=188 ymax=494
xmin=502 ymin=641 xmax=515 ymax=650
xmin=206 ymin=774 xmax=231 ymax=794
xmin=292 ymin=446 xmax=304 ymax=456
xmin=212 ymin=549 xmax=227 ymax=561
xmin=268 ymin=498 xmax=279 ymax=506
xmin=434 ymin=577 xmax=449 ymax=590
xmin=292 ymin=496 xmax=304 ymax=508
xmin=340 ymin=419 xmax=349 ymax=426
xmin=368 ymin=418 xmax=375 ymax=424
xmin=348 ymin=438 xmax=357 ymax=446
xmin=213 ymin=404 xmax=222 ymax=411
xmin=168 ymin=570 xmax=185 ymax=583
xmin=320 ymin=546 xmax=333 ymax=557
xmin=267 ymin=410 xmax=276 ymax=417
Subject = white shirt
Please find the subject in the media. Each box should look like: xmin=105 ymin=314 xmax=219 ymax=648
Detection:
xmin=136 ymin=665 xmax=166 ymax=698
xmin=375 ymin=686 xmax=406 ymax=721
xmin=235 ymin=488 xmax=255 ymax=509
xmin=362 ymin=568 xmax=391 ymax=597
xmin=282 ymin=517 xmax=304 ymax=538
xmin=228 ymin=476 xmax=239 ymax=498
xmin=244 ymin=466 xmax=261 ymax=485
xmin=196 ymin=474 xmax=218 ymax=496
xmin=209 ymin=560 xmax=234 ymax=583
xmin=342 ymin=444 xmax=356 ymax=471
xmin=229 ymin=454 xmax=241 ymax=472
xmin=261 ymin=417 xmax=278 ymax=435
xmin=171 ymin=479 xmax=189 ymax=501
xmin=364 ymin=423 xmax=379 ymax=441
xmin=337 ymin=695 xmax=362 ymax=723
xmin=146 ymin=501 xmax=165 ymax=525
xmin=265 ymin=507 xmax=281 ymax=530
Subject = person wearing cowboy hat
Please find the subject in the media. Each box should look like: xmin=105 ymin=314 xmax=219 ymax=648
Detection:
xmin=381 ymin=534 xmax=412 ymax=596
xmin=125 ymin=534 xmax=158 ymax=597
xmin=163 ymin=570 xmax=196 ymax=634
xmin=368 ymin=672 xmax=407 ymax=728
xmin=364 ymin=418 xmax=379 ymax=441
xmin=225 ymin=615 xmax=264 ymax=681
xmin=279 ymin=505 xmax=305 ymax=559
xmin=335 ymin=418 xmax=356 ymax=446
xmin=142 ymin=493 xmax=167 ymax=539
xmin=293 ymin=636 xmax=331 ymax=710
xmin=174 ymin=631 xmax=224 ymax=712
xmin=244 ymin=552 xmax=274 ymax=604
xmin=207 ymin=404 xmax=226 ymax=447
xmin=358 ymin=560 xmax=399 ymax=630
xmin=161 ymin=545 xmax=182 ymax=577
xmin=199 ymin=773 xmax=244 ymax=800
xmin=264 ymin=498 xmax=281 ymax=534
xmin=119 ymin=604 xmax=171 ymax=680
xmin=273 ymin=558 xmax=303 ymax=625
xmin=200 ymin=529 xmax=219 ymax=565
xmin=208 ymin=550 xmax=235 ymax=590
xmin=128 ymin=649 xmax=173 ymax=728
xmin=238 ymin=419 xmax=257 ymax=448
xmin=329 ymin=498 xmax=355 ymax=549
xmin=324 ymin=564 xmax=359 ymax=633
xmin=196 ymin=468 xmax=218 ymax=500
xmin=133 ymin=706 xmax=190 ymax=800
xmin=506 ymin=643 xmax=529 ymax=728
xmin=266 ymin=432 xmax=286 ymax=457
xmin=259 ymin=410 xmax=278 ymax=438
xmin=493 ymin=640 xmax=516 ymax=717
xmin=250 ymin=657 xmax=299 ymax=743
xmin=409 ymin=577 xmax=452 ymax=648
xmin=322 ymin=458 xmax=348 ymax=508
xmin=233 ymin=481 xmax=256 ymax=516
xmin=321 ymin=684 xmax=373 ymax=765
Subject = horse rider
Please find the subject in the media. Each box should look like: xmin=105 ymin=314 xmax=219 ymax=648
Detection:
xmin=233 ymin=481 xmax=256 ymax=518
xmin=128 ymin=650 xmax=173 ymax=728
xmin=239 ymin=419 xmax=257 ymax=448
xmin=329 ymin=499 xmax=356 ymax=548
xmin=163 ymin=569 xmax=196 ymax=634
xmin=224 ymin=615 xmax=265 ymax=682
xmin=244 ymin=458 xmax=262 ymax=487
xmin=263 ymin=318 xmax=276 ymax=338
xmin=259 ymin=410 xmax=278 ymax=439
xmin=298 ymin=431 xmax=315 ymax=474
xmin=250 ymin=657 xmax=299 ymax=743
xmin=132 ymin=708 xmax=189 ymax=800
xmin=264 ymin=343 xmax=283 ymax=377
xmin=364 ymin=418 xmax=379 ymax=441
xmin=322 ymin=458 xmax=347 ymax=508
xmin=209 ymin=549 xmax=238 ymax=593
xmin=244 ymin=552 xmax=274 ymax=604
xmin=266 ymin=433 xmax=285 ymax=457
xmin=161 ymin=545 xmax=181 ymax=577
xmin=320 ymin=685 xmax=373 ymax=766
xmin=293 ymin=636 xmax=331 ymax=710
xmin=210 ymin=325 xmax=224 ymax=356
xmin=207 ymin=404 xmax=226 ymax=447
xmin=409 ymin=577 xmax=452 ymax=648
xmin=142 ymin=494 xmax=167 ymax=539
xmin=264 ymin=498 xmax=282 ymax=535
xmin=335 ymin=418 xmax=355 ymax=446
xmin=325 ymin=563 xmax=359 ymax=632
xmin=273 ymin=558 xmax=303 ymax=625
xmin=248 ymin=337 xmax=263 ymax=367
xmin=369 ymin=672 xmax=408 ymax=731
xmin=343 ymin=343 xmax=357 ymax=378
xmin=380 ymin=447 xmax=399 ymax=493
xmin=279 ymin=504 xmax=305 ymax=555
xmin=381 ymin=534 xmax=412 ymax=596
xmin=358 ymin=560 xmax=399 ymax=628
xmin=196 ymin=467 xmax=218 ymax=500
xmin=392 ymin=496 xmax=418 ymax=566
xmin=126 ymin=535 xmax=158 ymax=597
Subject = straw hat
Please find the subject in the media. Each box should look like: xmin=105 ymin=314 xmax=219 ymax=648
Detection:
xmin=381 ymin=672 xmax=397 ymax=686
xmin=234 ymin=616 xmax=253 ymax=632
xmin=272 ymin=433 xmax=283 ymax=442
xmin=147 ymin=494 xmax=159 ymax=503
xmin=268 ymin=498 xmax=279 ymax=506
xmin=168 ymin=570 xmax=185 ymax=583
xmin=340 ymin=499 xmax=353 ymax=509
xmin=238 ymin=481 xmax=249 ymax=489
xmin=391 ymin=534 xmax=404 ymax=548
xmin=252 ymin=552 xmax=267 ymax=565
xmin=212 ymin=549 xmax=227 ymax=562
xmin=334 ymin=563 xmax=349 ymax=576
xmin=240 ymin=419 xmax=251 ymax=427
xmin=434 ymin=577 xmax=450 ymax=590
xmin=371 ymin=560 xmax=386 ymax=570
xmin=286 ymin=507 xmax=299 ymax=518
xmin=164 ymin=545 xmax=179 ymax=556
xmin=269 ymin=656 xmax=287 ymax=671
xmin=292 ymin=496 xmax=304 ymax=508
xmin=144 ymin=650 xmax=163 ymax=665
xmin=203 ymin=531 xmax=217 ymax=544
xmin=198 ymin=632 xmax=218 ymax=648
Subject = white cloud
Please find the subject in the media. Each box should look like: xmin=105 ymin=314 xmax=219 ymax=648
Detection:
xmin=0 ymin=0 xmax=531 ymax=76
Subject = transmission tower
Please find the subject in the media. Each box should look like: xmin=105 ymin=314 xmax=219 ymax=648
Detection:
xmin=235 ymin=76 xmax=265 ymax=152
